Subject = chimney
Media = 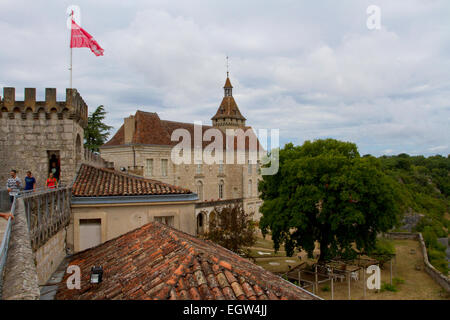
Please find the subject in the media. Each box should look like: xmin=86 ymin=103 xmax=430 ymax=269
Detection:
xmin=3 ymin=87 xmax=15 ymax=108
xmin=124 ymin=115 xmax=135 ymax=144
xmin=24 ymin=88 xmax=36 ymax=109
xmin=45 ymin=88 xmax=56 ymax=108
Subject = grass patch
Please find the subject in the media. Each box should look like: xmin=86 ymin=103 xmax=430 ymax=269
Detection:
xmin=393 ymin=277 xmax=405 ymax=286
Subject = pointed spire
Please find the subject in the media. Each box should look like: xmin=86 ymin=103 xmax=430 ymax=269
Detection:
xmin=224 ymin=56 xmax=233 ymax=91
xmin=224 ymin=77 xmax=233 ymax=89
xmin=212 ymin=73 xmax=246 ymax=129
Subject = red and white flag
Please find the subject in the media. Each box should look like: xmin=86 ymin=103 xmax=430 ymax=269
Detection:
xmin=70 ymin=18 xmax=104 ymax=56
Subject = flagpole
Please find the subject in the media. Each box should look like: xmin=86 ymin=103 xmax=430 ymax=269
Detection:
xmin=70 ymin=47 xmax=72 ymax=89
xmin=69 ymin=10 xmax=73 ymax=89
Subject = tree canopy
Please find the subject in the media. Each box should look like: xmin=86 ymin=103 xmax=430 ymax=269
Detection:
xmin=205 ymin=204 xmax=257 ymax=253
xmin=84 ymin=105 xmax=113 ymax=152
xmin=258 ymin=139 xmax=399 ymax=262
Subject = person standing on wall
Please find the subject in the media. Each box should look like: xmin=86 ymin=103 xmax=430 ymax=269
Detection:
xmin=24 ymin=171 xmax=36 ymax=192
xmin=46 ymin=172 xmax=58 ymax=189
xmin=50 ymin=161 xmax=60 ymax=181
xmin=6 ymin=169 xmax=21 ymax=204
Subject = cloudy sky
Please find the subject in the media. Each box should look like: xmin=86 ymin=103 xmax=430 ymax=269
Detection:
xmin=1 ymin=0 xmax=449 ymax=156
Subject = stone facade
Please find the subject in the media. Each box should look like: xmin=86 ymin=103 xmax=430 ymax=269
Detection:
xmin=0 ymin=87 xmax=88 ymax=187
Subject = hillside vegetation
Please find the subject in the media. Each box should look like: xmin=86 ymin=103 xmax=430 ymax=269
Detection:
xmin=377 ymin=154 xmax=449 ymax=274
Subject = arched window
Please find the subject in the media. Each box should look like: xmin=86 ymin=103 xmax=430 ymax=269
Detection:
xmin=248 ymin=179 xmax=252 ymax=197
xmin=196 ymin=181 xmax=203 ymax=201
xmin=218 ymin=180 xmax=224 ymax=199
xmin=75 ymin=134 xmax=82 ymax=168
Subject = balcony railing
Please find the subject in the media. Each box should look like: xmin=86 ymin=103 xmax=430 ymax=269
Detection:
xmin=21 ymin=187 xmax=72 ymax=251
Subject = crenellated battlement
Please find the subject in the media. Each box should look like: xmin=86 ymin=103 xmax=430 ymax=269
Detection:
xmin=0 ymin=87 xmax=88 ymax=128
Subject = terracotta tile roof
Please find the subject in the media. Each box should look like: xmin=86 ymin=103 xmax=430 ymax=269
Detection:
xmin=55 ymin=222 xmax=319 ymax=300
xmin=211 ymin=96 xmax=246 ymax=121
xmin=72 ymin=164 xmax=191 ymax=197
xmin=102 ymin=111 xmax=259 ymax=151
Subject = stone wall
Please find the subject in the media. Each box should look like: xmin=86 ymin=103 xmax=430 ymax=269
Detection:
xmin=34 ymin=228 xmax=67 ymax=285
xmin=0 ymin=87 xmax=87 ymax=188
xmin=385 ymin=232 xmax=450 ymax=292
xmin=1 ymin=198 xmax=40 ymax=300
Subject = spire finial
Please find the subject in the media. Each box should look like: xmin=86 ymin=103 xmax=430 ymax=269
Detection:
xmin=226 ymin=55 xmax=229 ymax=78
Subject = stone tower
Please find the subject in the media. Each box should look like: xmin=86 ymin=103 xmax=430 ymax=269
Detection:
xmin=211 ymin=76 xmax=246 ymax=130
xmin=0 ymin=87 xmax=88 ymax=187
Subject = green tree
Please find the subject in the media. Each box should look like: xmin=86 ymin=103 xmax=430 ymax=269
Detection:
xmin=259 ymin=139 xmax=399 ymax=262
xmin=205 ymin=204 xmax=257 ymax=253
xmin=84 ymin=105 xmax=113 ymax=151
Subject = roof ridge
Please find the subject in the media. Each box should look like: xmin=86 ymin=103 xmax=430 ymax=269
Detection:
xmin=161 ymin=119 xmax=214 ymax=128
xmin=79 ymin=163 xmax=190 ymax=194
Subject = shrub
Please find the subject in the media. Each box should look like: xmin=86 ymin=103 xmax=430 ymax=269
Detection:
xmin=369 ymin=238 xmax=395 ymax=268
xmin=380 ymin=282 xmax=398 ymax=292
xmin=428 ymin=249 xmax=449 ymax=275
xmin=321 ymin=285 xmax=330 ymax=292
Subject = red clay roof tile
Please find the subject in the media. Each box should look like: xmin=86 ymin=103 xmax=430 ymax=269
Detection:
xmin=72 ymin=164 xmax=192 ymax=197
xmin=102 ymin=110 xmax=259 ymax=151
xmin=54 ymin=222 xmax=319 ymax=300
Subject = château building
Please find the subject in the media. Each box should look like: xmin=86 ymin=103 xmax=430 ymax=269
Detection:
xmin=100 ymin=76 xmax=264 ymax=233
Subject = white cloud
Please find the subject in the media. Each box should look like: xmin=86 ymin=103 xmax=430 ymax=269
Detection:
xmin=0 ymin=0 xmax=449 ymax=156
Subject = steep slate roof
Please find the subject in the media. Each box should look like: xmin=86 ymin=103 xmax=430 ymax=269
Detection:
xmin=72 ymin=164 xmax=191 ymax=197
xmin=211 ymin=96 xmax=246 ymax=121
xmin=55 ymin=222 xmax=319 ymax=300
xmin=212 ymin=77 xmax=246 ymax=121
xmin=102 ymin=110 xmax=260 ymax=151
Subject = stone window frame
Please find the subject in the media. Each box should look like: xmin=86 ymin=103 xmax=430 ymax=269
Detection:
xmin=218 ymin=160 xmax=224 ymax=174
xmin=196 ymin=180 xmax=204 ymax=201
xmin=161 ymin=158 xmax=168 ymax=177
xmin=218 ymin=179 xmax=224 ymax=199
xmin=145 ymin=158 xmax=154 ymax=177
xmin=196 ymin=162 xmax=202 ymax=174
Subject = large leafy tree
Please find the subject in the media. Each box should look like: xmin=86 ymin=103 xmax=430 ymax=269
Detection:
xmin=259 ymin=139 xmax=399 ymax=262
xmin=84 ymin=105 xmax=113 ymax=151
xmin=206 ymin=204 xmax=257 ymax=253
